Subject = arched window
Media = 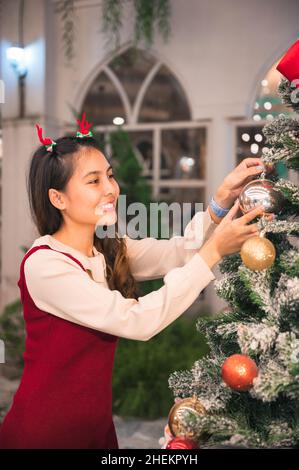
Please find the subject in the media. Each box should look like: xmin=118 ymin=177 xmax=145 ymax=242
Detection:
xmin=82 ymin=70 xmax=126 ymax=126
xmin=80 ymin=48 xmax=207 ymax=211
xmin=109 ymin=48 xmax=155 ymax=109
xmin=81 ymin=48 xmax=191 ymax=125
xmin=138 ymin=64 xmax=191 ymax=123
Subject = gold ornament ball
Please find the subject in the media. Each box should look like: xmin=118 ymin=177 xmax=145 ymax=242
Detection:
xmin=168 ymin=397 xmax=209 ymax=442
xmin=241 ymin=236 xmax=276 ymax=271
xmin=238 ymin=179 xmax=284 ymax=214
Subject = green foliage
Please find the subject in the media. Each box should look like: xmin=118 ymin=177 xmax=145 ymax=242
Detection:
xmin=112 ymin=317 xmax=209 ymax=418
xmin=103 ymin=0 xmax=171 ymax=51
xmin=57 ymin=0 xmax=171 ymax=62
xmin=55 ymin=0 xmax=76 ymax=65
xmin=109 ymin=129 xmax=152 ymax=208
xmin=279 ymin=249 xmax=299 ymax=278
xmin=0 ymin=299 xmax=25 ymax=379
xmin=219 ymin=253 xmax=242 ymax=274
xmin=278 ymin=78 xmax=299 ymax=113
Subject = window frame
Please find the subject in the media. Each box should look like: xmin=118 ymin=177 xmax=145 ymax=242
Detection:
xmin=93 ymin=120 xmax=210 ymax=202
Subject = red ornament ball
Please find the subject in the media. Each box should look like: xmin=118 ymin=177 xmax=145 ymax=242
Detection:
xmin=166 ymin=437 xmax=198 ymax=449
xmin=221 ymin=354 xmax=258 ymax=391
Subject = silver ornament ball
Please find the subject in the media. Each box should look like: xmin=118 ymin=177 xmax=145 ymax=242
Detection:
xmin=239 ymin=179 xmax=284 ymax=214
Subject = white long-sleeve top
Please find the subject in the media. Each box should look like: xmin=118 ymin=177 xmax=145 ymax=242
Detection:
xmin=24 ymin=208 xmax=217 ymax=341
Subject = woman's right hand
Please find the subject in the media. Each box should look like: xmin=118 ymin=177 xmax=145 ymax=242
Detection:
xmin=198 ymin=201 xmax=269 ymax=268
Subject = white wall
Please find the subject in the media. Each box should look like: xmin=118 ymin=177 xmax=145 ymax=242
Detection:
xmin=1 ymin=0 xmax=299 ymax=310
xmin=49 ymin=0 xmax=299 ymax=122
xmin=2 ymin=0 xmax=299 ymax=124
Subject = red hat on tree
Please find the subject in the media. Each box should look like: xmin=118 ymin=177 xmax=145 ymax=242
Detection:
xmin=276 ymin=40 xmax=299 ymax=88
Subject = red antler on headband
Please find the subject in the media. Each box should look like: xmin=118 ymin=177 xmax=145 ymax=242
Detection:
xmin=36 ymin=124 xmax=56 ymax=151
xmin=76 ymin=112 xmax=93 ymax=137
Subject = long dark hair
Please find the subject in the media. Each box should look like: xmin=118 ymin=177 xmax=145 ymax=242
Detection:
xmin=27 ymin=135 xmax=139 ymax=299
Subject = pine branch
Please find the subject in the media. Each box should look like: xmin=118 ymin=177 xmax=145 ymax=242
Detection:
xmin=263 ymin=115 xmax=299 ymax=145
xmin=168 ymin=370 xmax=194 ymax=398
xmin=237 ymin=322 xmax=279 ymax=356
xmin=273 ymin=274 xmax=299 ymax=329
xmin=190 ymin=357 xmax=233 ymax=412
xmin=279 ymin=249 xmax=299 ymax=277
xmin=261 ymin=114 xmax=299 ymax=169
xmin=275 ymin=179 xmax=299 ymax=203
xmin=218 ymin=253 xmax=242 ymax=274
xmin=276 ymin=332 xmax=299 ymax=376
xmin=251 ymin=357 xmax=295 ymax=402
xmin=238 ymin=266 xmax=274 ymax=316
xmin=278 ymin=78 xmax=299 ymax=113
xmin=257 ymin=218 xmax=299 ymax=236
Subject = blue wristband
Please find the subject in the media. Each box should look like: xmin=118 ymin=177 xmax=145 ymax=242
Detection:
xmin=210 ymin=196 xmax=230 ymax=218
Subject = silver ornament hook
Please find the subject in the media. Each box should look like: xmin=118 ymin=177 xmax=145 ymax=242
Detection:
xmin=259 ymin=214 xmax=267 ymax=238
xmin=260 ymin=170 xmax=266 ymax=180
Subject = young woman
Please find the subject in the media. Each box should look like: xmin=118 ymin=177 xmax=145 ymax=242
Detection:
xmin=0 ymin=117 xmax=267 ymax=449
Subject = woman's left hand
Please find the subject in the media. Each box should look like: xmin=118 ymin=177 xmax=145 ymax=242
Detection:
xmin=214 ymin=157 xmax=265 ymax=209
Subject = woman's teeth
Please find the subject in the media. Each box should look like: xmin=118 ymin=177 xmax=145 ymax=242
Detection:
xmin=100 ymin=203 xmax=115 ymax=212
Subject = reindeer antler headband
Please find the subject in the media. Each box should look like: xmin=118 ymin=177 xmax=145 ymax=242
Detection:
xmin=35 ymin=112 xmax=93 ymax=152
xmin=35 ymin=124 xmax=57 ymax=152
xmin=76 ymin=112 xmax=93 ymax=138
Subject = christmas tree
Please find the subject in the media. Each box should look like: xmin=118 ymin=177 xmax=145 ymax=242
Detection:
xmin=164 ymin=42 xmax=299 ymax=449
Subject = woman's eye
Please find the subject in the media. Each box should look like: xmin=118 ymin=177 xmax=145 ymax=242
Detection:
xmin=89 ymin=175 xmax=114 ymax=184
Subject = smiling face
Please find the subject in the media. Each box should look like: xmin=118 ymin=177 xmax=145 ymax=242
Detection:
xmin=48 ymin=146 xmax=120 ymax=228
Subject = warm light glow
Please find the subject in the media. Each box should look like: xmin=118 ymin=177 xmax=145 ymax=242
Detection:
xmin=179 ymin=156 xmax=195 ymax=173
xmin=261 ymin=79 xmax=268 ymax=87
xmin=241 ymin=133 xmax=250 ymax=142
xmin=254 ymin=134 xmax=263 ymax=142
xmin=250 ymin=143 xmax=259 ymax=154
xmin=6 ymin=46 xmax=27 ymax=77
xmin=253 ymin=114 xmax=261 ymax=121
xmin=264 ymin=101 xmax=272 ymax=110
xmin=113 ymin=116 xmax=125 ymax=126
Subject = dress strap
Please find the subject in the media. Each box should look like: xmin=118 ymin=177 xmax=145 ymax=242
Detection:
xmin=20 ymin=244 xmax=87 ymax=272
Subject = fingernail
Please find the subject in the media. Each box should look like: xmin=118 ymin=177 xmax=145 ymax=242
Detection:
xmin=256 ymin=165 xmax=265 ymax=170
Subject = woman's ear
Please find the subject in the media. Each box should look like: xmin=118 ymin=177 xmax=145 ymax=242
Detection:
xmin=48 ymin=188 xmax=66 ymax=210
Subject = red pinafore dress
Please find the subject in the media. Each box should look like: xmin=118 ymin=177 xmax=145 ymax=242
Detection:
xmin=0 ymin=245 xmax=119 ymax=449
